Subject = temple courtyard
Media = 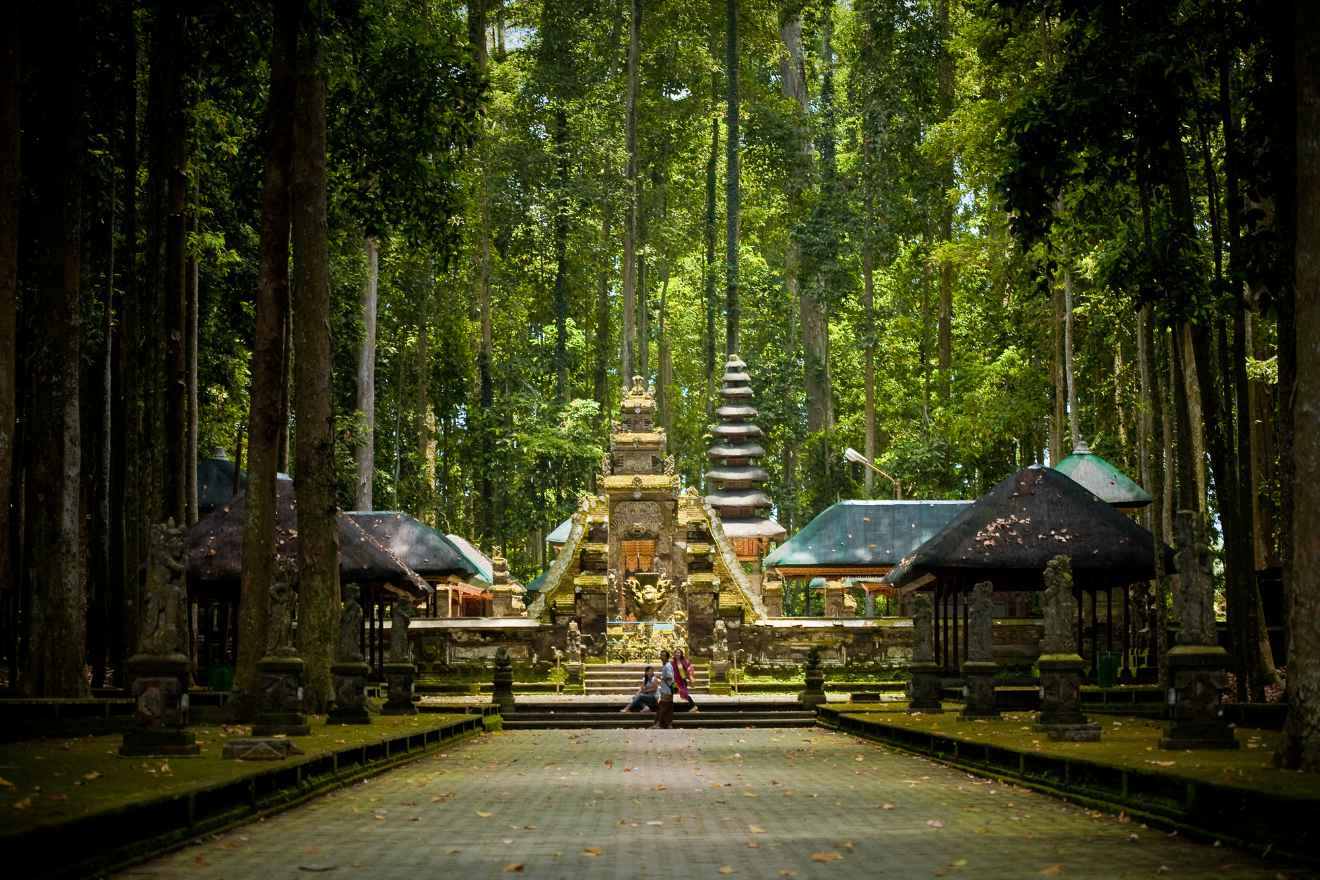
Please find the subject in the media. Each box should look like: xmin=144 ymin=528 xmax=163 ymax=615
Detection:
xmin=114 ymin=728 xmax=1304 ymax=879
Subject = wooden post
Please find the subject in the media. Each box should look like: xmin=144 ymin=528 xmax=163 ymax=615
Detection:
xmin=1106 ymin=587 xmax=1114 ymax=654
xmin=932 ymin=585 xmax=942 ymax=670
xmin=1090 ymin=587 xmax=1099 ymax=679
xmin=951 ymin=587 xmax=960 ymax=669
xmin=1075 ymin=584 xmax=1084 ymax=658
xmin=1121 ymin=583 xmax=1132 ymax=680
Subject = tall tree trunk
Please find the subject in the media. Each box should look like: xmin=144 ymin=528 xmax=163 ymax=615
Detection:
xmin=0 ymin=15 xmax=17 ymax=612
xmin=705 ymin=68 xmax=718 ymax=414
xmin=110 ymin=0 xmax=138 ymax=686
xmin=469 ymin=0 xmax=494 ymax=541
xmin=936 ymin=0 xmax=954 ymax=400
xmin=354 ymin=235 xmax=378 ymax=511
xmin=1138 ymin=304 xmax=1168 ymax=676
xmin=1279 ymin=0 xmax=1319 ymax=771
xmin=291 ymin=4 xmax=339 ymax=712
xmin=23 ymin=0 xmax=86 ymax=696
xmin=236 ymin=0 xmax=296 ymax=706
xmin=725 ymin=0 xmax=739 ymax=357
xmin=416 ymin=282 xmax=435 ymax=524
xmin=622 ymin=0 xmax=639 ymax=381
xmin=1049 ymin=275 xmax=1065 ymax=464
xmin=552 ymin=103 xmax=570 ymax=403
xmin=861 ymin=134 xmax=877 ymax=496
xmin=186 ymin=181 xmax=199 ymax=525
xmin=1063 ymin=259 xmax=1080 ymax=449
xmin=145 ymin=4 xmax=190 ymax=526
xmin=1247 ymin=313 xmax=1279 ymax=570
xmin=592 ymin=207 xmax=611 ymax=417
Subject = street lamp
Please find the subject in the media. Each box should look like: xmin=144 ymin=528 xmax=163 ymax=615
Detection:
xmin=843 ymin=447 xmax=902 ymax=499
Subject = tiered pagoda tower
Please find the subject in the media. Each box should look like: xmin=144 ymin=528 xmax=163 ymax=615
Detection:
xmin=706 ymin=355 xmax=786 ymax=567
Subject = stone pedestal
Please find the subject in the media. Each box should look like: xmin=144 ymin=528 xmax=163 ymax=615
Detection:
xmin=709 ymin=660 xmax=730 ymax=695
xmin=1160 ymin=645 xmax=1238 ymax=750
xmin=382 ymin=661 xmax=418 ymax=715
xmin=253 ymin=656 xmax=310 ymax=736
xmin=1035 ymin=653 xmax=1100 ymax=740
xmin=492 ymin=652 xmax=515 ymax=714
xmin=959 ymin=660 xmax=999 ymax=719
xmin=761 ymin=581 xmax=784 ymax=618
xmin=907 ymin=661 xmax=944 ymax=713
xmin=798 ymin=649 xmax=826 ymax=707
xmin=327 ymin=661 xmax=371 ymax=725
xmin=120 ymin=654 xmax=201 ymax=756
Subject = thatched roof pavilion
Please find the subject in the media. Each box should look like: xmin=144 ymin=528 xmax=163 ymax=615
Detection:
xmin=348 ymin=512 xmax=476 ymax=579
xmin=187 ymin=478 xmax=430 ymax=599
xmin=883 ymin=465 xmax=1170 ymax=678
xmin=884 ymin=466 xmax=1169 ymax=594
xmin=1052 ymin=441 xmax=1153 ymax=510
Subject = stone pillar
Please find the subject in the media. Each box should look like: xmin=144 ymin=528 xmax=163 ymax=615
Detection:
xmin=823 ymin=580 xmax=846 ymax=618
xmin=1161 ymin=512 xmax=1238 ymax=750
xmin=686 ymin=584 xmax=718 ymax=656
xmin=329 ymin=586 xmax=371 ymax=725
xmin=253 ymin=573 xmax=311 ymax=736
xmin=798 ymin=646 xmax=826 ymax=707
xmin=960 ymin=582 xmax=999 ymax=719
xmin=907 ymin=594 xmax=943 ymax=713
xmin=492 ymin=647 xmax=515 ymax=715
xmin=1035 ymin=556 xmax=1099 ymax=741
xmin=382 ymin=600 xmax=418 ymax=715
xmin=574 ymin=574 xmax=608 ymax=655
xmin=762 ymin=578 xmax=784 ymax=617
xmin=121 ymin=520 xmax=201 ymax=756
xmin=488 ymin=547 xmax=525 ymax=617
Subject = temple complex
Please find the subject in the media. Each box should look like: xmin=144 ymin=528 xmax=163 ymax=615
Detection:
xmin=527 ymin=374 xmax=768 ymax=660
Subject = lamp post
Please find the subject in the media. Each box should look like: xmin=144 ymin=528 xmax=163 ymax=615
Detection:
xmin=843 ymin=447 xmax=902 ymax=499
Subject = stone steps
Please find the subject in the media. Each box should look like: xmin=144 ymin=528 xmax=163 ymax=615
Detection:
xmin=500 ymin=701 xmax=816 ymax=730
xmin=583 ymin=662 xmax=710 ymax=696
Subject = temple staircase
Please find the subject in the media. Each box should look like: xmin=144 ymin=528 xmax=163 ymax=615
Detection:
xmin=499 ymin=699 xmax=816 ymax=730
xmin=583 ymin=662 xmax=709 ymax=696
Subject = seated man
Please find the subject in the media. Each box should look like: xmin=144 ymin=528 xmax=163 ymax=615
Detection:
xmin=621 ymin=665 xmax=658 ymax=712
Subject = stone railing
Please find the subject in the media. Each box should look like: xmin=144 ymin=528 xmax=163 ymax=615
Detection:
xmin=701 ymin=498 xmax=768 ymax=620
xmin=526 ymin=511 xmax=588 ymax=620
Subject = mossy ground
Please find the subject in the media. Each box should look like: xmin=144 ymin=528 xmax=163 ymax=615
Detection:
xmin=833 ymin=703 xmax=1320 ymax=798
xmin=0 ymin=712 xmax=472 ymax=836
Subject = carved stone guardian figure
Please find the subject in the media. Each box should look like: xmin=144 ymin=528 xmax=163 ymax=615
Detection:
xmin=382 ymin=600 xmax=418 ymax=715
xmin=907 ymin=593 xmax=943 ymax=713
xmin=1161 ymin=511 xmax=1238 ymax=750
xmin=328 ymin=585 xmax=371 ymax=725
xmin=120 ymin=519 xmax=201 ymax=756
xmin=960 ymin=582 xmax=999 ymax=719
xmin=253 ymin=567 xmax=311 ymax=736
xmin=1035 ymin=556 xmax=1099 ymax=740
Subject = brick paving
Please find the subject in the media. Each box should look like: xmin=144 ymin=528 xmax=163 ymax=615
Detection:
xmin=118 ymin=728 xmax=1309 ymax=879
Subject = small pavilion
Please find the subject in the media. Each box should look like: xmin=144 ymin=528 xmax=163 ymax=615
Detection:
xmin=349 ymin=513 xmax=483 ymax=618
xmin=186 ymin=478 xmax=431 ymax=680
xmin=763 ymin=500 xmax=970 ymax=616
xmin=884 ymin=465 xmax=1170 ymax=680
xmin=1053 ymin=441 xmax=1153 ymax=510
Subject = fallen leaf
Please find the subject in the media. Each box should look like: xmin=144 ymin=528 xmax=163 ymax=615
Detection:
xmin=583 ymin=847 xmax=603 ymax=857
xmin=503 ymin=864 xmax=525 ymax=873
xmin=811 ymin=851 xmax=843 ymax=863
xmin=719 ymin=867 xmax=735 ymax=875
xmin=749 ymin=825 xmax=767 ymax=834
xmin=927 ymin=819 xmax=945 ymax=829
xmin=881 ymin=803 xmax=896 ymax=811
xmin=83 ymin=771 xmax=101 ymax=781
xmin=13 ymin=797 xmax=32 ymax=810
xmin=476 ymin=810 xmax=494 ymax=818
xmin=778 ymin=871 xmax=798 ymax=878
xmin=0 ymin=778 xmax=14 ymax=788
xmin=1040 ymin=865 xmax=1064 ymax=876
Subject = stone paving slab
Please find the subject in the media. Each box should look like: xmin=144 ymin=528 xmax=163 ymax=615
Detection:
xmin=116 ymin=729 xmax=1311 ymax=880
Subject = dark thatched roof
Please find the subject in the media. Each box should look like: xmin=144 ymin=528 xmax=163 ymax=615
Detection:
xmin=348 ymin=512 xmax=477 ymax=579
xmin=765 ymin=500 xmax=970 ymax=573
xmin=187 ymin=478 xmax=430 ymax=597
xmin=883 ymin=466 xmax=1171 ymax=592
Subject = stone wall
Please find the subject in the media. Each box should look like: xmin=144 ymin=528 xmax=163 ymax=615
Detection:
xmin=402 ymin=616 xmax=1045 ymax=674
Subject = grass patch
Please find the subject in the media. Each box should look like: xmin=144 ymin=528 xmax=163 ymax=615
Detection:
xmin=0 ymin=713 xmax=473 ymax=836
xmin=829 ymin=704 xmax=1320 ymax=798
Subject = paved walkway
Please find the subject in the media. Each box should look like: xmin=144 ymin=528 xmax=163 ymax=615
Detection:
xmin=118 ymin=729 xmax=1307 ymax=880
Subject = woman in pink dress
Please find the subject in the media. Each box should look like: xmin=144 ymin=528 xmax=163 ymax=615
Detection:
xmin=672 ymin=648 xmax=699 ymax=712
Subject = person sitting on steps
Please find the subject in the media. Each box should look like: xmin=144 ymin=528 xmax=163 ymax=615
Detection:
xmin=621 ymin=665 xmax=658 ymax=713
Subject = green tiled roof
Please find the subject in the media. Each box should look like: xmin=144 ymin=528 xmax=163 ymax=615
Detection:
xmin=1053 ymin=443 xmax=1152 ymax=508
xmin=445 ymin=534 xmax=493 ymax=585
xmin=546 ymin=516 xmax=573 ymax=545
xmin=764 ymin=500 xmax=971 ymax=570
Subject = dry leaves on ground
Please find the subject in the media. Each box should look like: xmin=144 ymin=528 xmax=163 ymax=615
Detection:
xmin=1039 ymin=864 xmax=1064 ymax=876
xmin=476 ymin=810 xmax=494 ymax=818
xmin=503 ymin=864 xmax=524 ymax=873
xmin=810 ymin=851 xmax=843 ymax=863
xmin=583 ymin=847 xmax=603 ymax=857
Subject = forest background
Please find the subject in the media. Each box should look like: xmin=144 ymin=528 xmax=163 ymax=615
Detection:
xmin=2 ymin=0 xmax=1313 ymax=764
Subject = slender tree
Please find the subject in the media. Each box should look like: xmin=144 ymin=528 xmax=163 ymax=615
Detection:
xmin=236 ymin=0 xmax=298 ymax=705
xmin=725 ymin=0 xmax=739 ymax=357
xmin=0 ymin=10 xmax=17 ymax=609
xmin=354 ymin=236 xmax=378 ymax=510
xmin=622 ymin=0 xmax=640 ymax=381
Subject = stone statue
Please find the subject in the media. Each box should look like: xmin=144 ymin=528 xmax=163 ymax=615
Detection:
xmin=664 ymin=455 xmax=676 ymax=476
xmin=711 ymin=619 xmax=729 ymax=663
xmin=566 ymin=620 xmax=584 ymax=664
xmin=911 ymin=594 xmax=935 ymax=663
xmin=389 ymin=600 xmax=413 ymax=662
xmin=337 ymin=586 xmax=364 ymax=664
xmin=966 ymin=581 xmax=994 ymax=662
xmin=266 ymin=570 xmax=298 ymax=657
xmin=139 ymin=519 xmax=189 ymax=658
xmin=1041 ymin=556 xmax=1078 ymax=655
xmin=1174 ymin=511 xmax=1215 ymax=646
